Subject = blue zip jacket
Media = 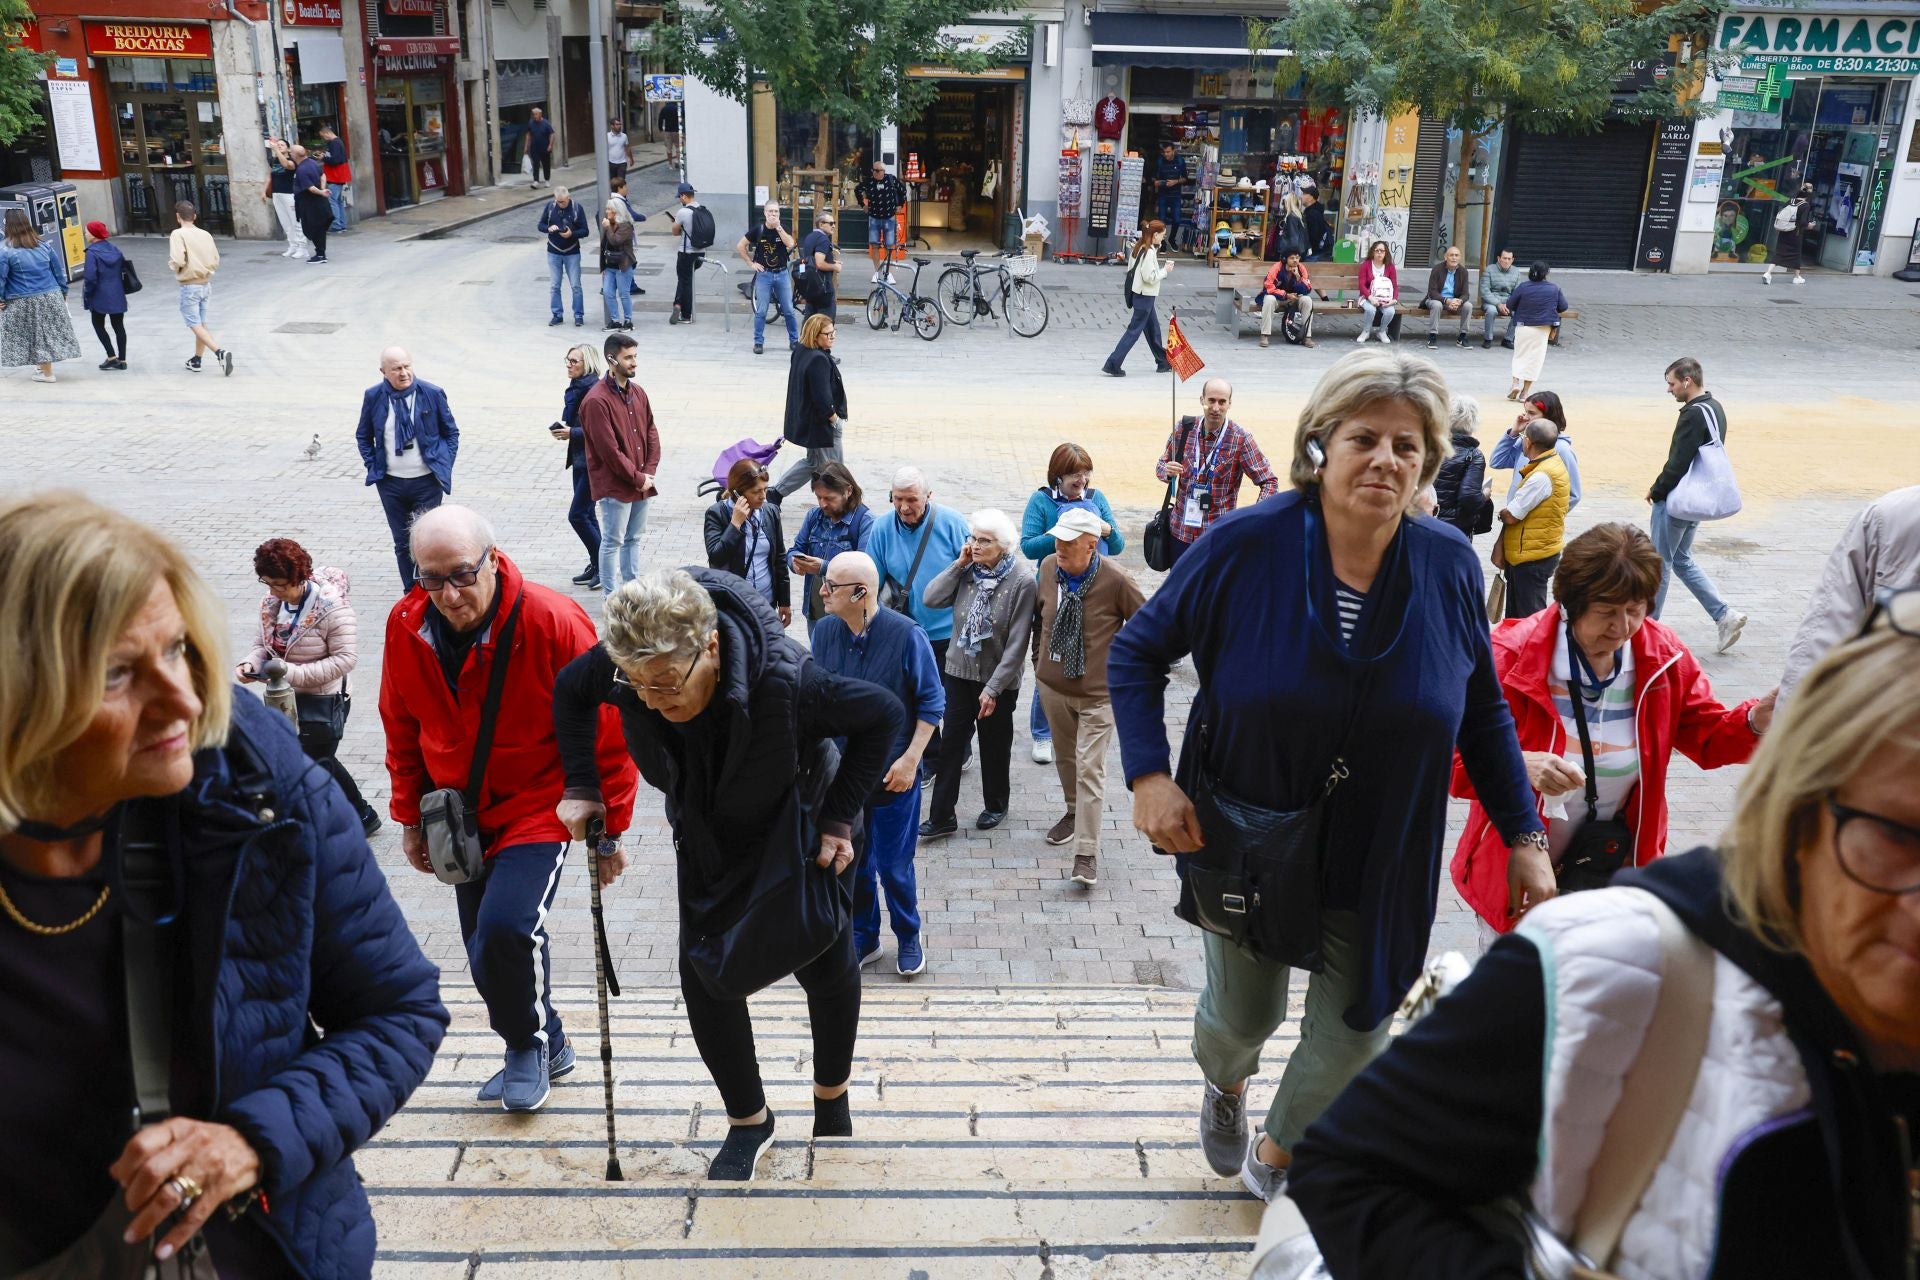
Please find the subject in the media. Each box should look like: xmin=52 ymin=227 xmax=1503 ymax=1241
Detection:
xmin=169 ymin=692 xmax=447 ymax=1279
xmin=0 ymin=242 xmax=65 ymax=300
xmin=1507 ymin=279 xmax=1568 ymax=327
xmin=1019 ymin=486 xmax=1125 ymax=561
xmin=354 ymin=378 xmax=460 ymax=492
xmin=1488 ymin=429 xmax=1582 ymax=509
xmin=82 ymin=240 xmax=128 ymax=314
xmin=538 ymin=199 xmax=589 ymax=255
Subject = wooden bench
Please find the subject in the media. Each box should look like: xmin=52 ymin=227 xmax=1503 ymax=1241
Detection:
xmin=1216 ymin=260 xmax=1578 ymax=343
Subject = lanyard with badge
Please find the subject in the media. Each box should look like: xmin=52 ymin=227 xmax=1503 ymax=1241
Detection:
xmin=1183 ymin=423 xmax=1228 ymax=529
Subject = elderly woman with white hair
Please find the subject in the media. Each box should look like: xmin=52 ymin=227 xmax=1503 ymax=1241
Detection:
xmin=552 ymin=567 xmax=903 ymax=1181
xmin=1289 ymin=599 xmax=1920 ymax=1279
xmin=1431 ymin=392 xmax=1490 ymax=540
xmin=0 ymin=492 xmax=446 ymax=1276
xmin=600 ymin=194 xmax=636 ymax=330
xmin=1109 ymin=346 xmax=1542 ymax=1202
xmin=917 ymin=510 xmax=1037 ymax=840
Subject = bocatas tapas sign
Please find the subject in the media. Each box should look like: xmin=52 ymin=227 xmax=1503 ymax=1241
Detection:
xmin=84 ymin=22 xmax=214 ymax=59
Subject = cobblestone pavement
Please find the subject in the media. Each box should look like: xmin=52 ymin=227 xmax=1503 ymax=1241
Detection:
xmin=5 ymin=208 xmax=1916 ymax=994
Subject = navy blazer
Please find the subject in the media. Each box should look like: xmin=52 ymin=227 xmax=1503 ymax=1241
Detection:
xmin=355 ymin=379 xmax=459 ymax=492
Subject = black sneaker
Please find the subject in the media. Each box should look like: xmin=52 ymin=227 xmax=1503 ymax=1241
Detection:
xmin=708 ymin=1112 xmax=776 ymax=1181
xmin=574 ymin=318 xmax=584 ymax=327
xmin=184 ymin=356 xmax=203 ymax=372
xmin=308 ymin=254 xmax=327 ymax=263
xmin=1426 ymin=335 xmax=1438 ymax=349
xmin=1483 ymin=337 xmax=1494 ymax=350
xmin=360 ymin=808 xmax=383 ymax=838
xmin=1457 ymin=334 xmax=1471 ymax=348
xmin=753 ymin=342 xmax=764 ymax=354
xmin=219 ymin=349 xmax=234 ymax=377
xmin=99 ymin=358 xmax=116 ymax=370
xmin=571 ymin=566 xmax=598 ymax=586
xmin=918 ymin=817 xmax=957 ymax=841
xmin=549 ymin=317 xmax=564 ymax=326
xmin=669 ymin=310 xmax=683 ymax=325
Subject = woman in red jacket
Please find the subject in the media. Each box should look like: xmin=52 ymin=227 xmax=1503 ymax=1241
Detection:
xmin=1449 ymin=522 xmax=1776 ymax=941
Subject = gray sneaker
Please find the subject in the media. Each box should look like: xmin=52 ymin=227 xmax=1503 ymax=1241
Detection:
xmin=1240 ymin=1139 xmax=1287 ymax=1202
xmin=1715 ymin=609 xmax=1748 ymax=654
xmin=1199 ymin=1081 xmax=1248 ymax=1176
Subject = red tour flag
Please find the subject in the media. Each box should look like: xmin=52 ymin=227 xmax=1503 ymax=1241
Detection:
xmin=1165 ymin=310 xmax=1205 ymax=382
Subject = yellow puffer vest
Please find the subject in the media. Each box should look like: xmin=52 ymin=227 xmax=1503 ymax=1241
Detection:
xmin=1503 ymin=451 xmax=1570 ymax=566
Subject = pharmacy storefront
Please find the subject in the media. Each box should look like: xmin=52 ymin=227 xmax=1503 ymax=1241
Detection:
xmin=1677 ymin=6 xmax=1920 ymax=275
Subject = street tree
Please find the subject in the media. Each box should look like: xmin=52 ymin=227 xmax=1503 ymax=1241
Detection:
xmin=0 ymin=0 xmax=54 ymax=147
xmin=1255 ymin=0 xmax=1740 ymax=265
xmin=659 ymin=0 xmax=1026 ymax=169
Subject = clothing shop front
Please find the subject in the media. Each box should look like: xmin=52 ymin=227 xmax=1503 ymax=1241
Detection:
xmin=1676 ymin=7 xmax=1920 ymax=275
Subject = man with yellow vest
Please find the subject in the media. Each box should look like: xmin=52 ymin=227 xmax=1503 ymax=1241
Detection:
xmin=1496 ymin=418 xmax=1571 ymax=618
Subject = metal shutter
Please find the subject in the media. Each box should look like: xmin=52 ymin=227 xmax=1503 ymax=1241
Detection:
xmin=1498 ymin=121 xmax=1654 ymax=270
xmin=1403 ymin=116 xmax=1452 ymax=269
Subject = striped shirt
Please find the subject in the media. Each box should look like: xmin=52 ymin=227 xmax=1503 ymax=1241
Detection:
xmin=1334 ymin=582 xmax=1366 ymax=647
xmin=1545 ymin=626 xmax=1639 ymax=860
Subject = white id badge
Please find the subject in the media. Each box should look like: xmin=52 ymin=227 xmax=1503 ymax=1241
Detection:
xmin=1182 ymin=495 xmax=1204 ymax=527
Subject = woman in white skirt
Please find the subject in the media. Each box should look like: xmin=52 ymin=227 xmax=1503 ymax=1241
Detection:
xmin=0 ymin=209 xmax=81 ymax=383
xmin=1503 ymin=261 xmax=1568 ymax=401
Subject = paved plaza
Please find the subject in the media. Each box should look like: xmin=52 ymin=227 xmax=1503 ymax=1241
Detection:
xmin=6 ymin=172 xmax=1919 ymax=994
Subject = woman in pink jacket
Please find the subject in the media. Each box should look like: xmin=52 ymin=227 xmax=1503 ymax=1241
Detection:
xmin=237 ymin=537 xmax=381 ymax=835
xmin=1355 ymin=239 xmax=1398 ymax=344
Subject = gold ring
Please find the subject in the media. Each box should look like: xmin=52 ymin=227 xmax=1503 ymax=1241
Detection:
xmin=169 ymin=1174 xmax=204 ymax=1204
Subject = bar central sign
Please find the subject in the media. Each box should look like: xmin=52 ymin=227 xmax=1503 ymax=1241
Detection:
xmin=84 ymin=22 xmax=214 ymax=59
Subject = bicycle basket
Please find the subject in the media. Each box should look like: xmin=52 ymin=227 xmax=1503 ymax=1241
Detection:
xmin=1008 ymin=254 xmax=1038 ymax=278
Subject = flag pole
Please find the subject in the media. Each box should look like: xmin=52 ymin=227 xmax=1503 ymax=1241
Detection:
xmin=1168 ymin=306 xmax=1177 ymax=430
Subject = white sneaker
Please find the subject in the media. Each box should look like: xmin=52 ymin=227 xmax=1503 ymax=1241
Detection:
xmin=1792 ymin=275 xmax=1806 ymax=285
xmin=1762 ymin=267 xmax=1773 ymax=285
xmin=887 ymin=272 xmax=900 ymax=286
xmin=870 ymin=270 xmax=882 ymax=283
xmin=1715 ymin=610 xmax=1748 ymax=654
xmin=31 ymin=371 xmax=56 ymax=383
xmin=1379 ymin=331 xmax=1393 ymax=345
xmin=1031 ymin=740 xmax=1054 ymax=765
xmin=1355 ymin=331 xmax=1368 ymax=344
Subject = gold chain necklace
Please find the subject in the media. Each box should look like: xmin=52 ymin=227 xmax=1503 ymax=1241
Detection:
xmin=0 ymin=881 xmax=111 ymax=936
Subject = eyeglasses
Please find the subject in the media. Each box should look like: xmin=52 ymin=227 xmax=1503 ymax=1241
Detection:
xmin=1827 ymin=797 xmax=1920 ymax=895
xmin=614 ymin=649 xmax=702 ymax=697
xmin=1854 ymin=586 xmax=1920 ymax=639
xmin=821 ymin=578 xmax=857 ymax=594
xmin=415 ymin=549 xmax=491 ymax=593
xmin=257 ymin=577 xmax=292 ymax=589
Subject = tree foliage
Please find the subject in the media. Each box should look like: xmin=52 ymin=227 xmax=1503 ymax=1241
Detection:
xmin=0 ymin=0 xmax=54 ymax=148
xmin=659 ymin=0 xmax=1026 ymax=131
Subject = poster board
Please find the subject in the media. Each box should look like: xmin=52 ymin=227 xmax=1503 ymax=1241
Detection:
xmin=47 ymin=80 xmax=101 ymax=173
xmin=1114 ymin=155 xmax=1143 ymax=241
xmin=1088 ymin=152 xmax=1117 ymax=237
xmin=1636 ymin=119 xmax=1692 ymax=271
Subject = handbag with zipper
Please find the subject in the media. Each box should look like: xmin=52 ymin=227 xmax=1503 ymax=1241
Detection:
xmin=1142 ymin=417 xmax=1196 ymax=573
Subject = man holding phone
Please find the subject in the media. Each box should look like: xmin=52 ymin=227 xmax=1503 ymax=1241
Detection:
xmin=537 ymin=186 xmax=589 ymax=327
xmin=737 ymin=200 xmax=800 ymax=354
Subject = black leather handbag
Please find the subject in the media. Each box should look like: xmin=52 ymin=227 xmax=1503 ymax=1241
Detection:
xmin=684 ymin=737 xmax=851 ymax=1000
xmin=1142 ymin=417 xmax=1196 ymax=573
xmin=1556 ymin=630 xmax=1635 ymax=894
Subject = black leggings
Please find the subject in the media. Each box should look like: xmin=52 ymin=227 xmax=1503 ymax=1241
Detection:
xmin=297 ymin=712 xmax=372 ymax=815
xmin=90 ymin=311 xmax=126 ymax=359
xmin=680 ymin=924 xmax=861 ymax=1119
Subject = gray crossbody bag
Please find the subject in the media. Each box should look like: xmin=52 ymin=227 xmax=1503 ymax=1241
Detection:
xmin=421 ymin=596 xmax=522 ymax=885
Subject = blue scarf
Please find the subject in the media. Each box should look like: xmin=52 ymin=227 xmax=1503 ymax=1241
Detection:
xmin=384 ymin=383 xmax=418 ymax=453
xmin=956 ymin=554 xmax=1014 ymax=656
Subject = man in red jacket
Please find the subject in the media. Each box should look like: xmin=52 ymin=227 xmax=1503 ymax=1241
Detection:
xmin=581 ymin=331 xmax=661 ymax=598
xmin=380 ymin=503 xmax=638 ymax=1113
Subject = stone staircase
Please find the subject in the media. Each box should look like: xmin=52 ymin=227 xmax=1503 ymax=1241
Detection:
xmin=363 ymin=984 xmax=1287 ymax=1278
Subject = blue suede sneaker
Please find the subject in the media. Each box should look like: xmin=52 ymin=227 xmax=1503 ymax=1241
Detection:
xmin=478 ymin=1038 xmax=573 ymax=1103
xmin=896 ymin=935 xmax=926 ymax=978
xmin=499 ymin=1045 xmax=553 ymax=1113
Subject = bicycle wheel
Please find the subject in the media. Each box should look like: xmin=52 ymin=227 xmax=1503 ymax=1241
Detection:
xmin=935 ymin=267 xmax=976 ymax=326
xmin=865 ymin=289 xmax=889 ymax=330
xmin=1005 ymin=279 xmax=1050 ymax=338
xmin=910 ymin=298 xmax=943 ymax=341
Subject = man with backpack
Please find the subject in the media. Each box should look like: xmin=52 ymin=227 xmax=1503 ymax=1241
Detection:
xmin=538 ymin=185 xmax=589 ymax=327
xmin=670 ymin=182 xmax=715 ymax=324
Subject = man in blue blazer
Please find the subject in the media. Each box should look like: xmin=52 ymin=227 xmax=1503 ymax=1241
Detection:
xmin=355 ymin=346 xmax=460 ymax=590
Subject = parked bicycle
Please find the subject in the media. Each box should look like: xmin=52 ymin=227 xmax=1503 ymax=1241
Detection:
xmin=934 ymin=250 xmax=1050 ymax=338
xmin=865 ymin=255 xmax=944 ymax=341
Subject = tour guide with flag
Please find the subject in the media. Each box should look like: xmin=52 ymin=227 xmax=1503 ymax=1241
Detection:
xmin=1152 ymin=320 xmax=1279 ymax=566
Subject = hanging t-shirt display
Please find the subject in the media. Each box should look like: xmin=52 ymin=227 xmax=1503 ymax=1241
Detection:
xmin=1094 ymin=95 xmax=1127 ymax=141
xmin=1114 ymin=156 xmax=1144 ymax=241
xmin=1088 ymin=152 xmax=1118 ymax=237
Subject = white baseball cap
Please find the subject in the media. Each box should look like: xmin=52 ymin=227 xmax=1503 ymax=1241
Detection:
xmin=1045 ymin=508 xmax=1105 ymax=541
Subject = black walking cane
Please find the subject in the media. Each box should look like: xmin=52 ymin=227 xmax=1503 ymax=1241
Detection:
xmin=583 ymin=816 xmax=625 ymax=1181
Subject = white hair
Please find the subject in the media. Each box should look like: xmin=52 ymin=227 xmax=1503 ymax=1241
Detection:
xmin=409 ymin=504 xmax=495 ymax=561
xmin=968 ymin=508 xmax=1021 ymax=557
xmin=1448 ymin=393 xmax=1480 ymax=438
xmin=605 ymin=198 xmax=630 ymax=224
xmin=604 ymin=569 xmax=717 ymax=668
xmin=552 ymin=185 xmax=570 ymax=200
xmin=890 ymin=466 xmax=930 ymax=498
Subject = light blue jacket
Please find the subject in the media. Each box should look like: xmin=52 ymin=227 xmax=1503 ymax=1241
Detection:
xmin=1020 ymin=487 xmax=1125 ymax=562
xmin=867 ymin=504 xmax=971 ymax=641
xmin=1489 ymin=430 xmax=1582 ymax=510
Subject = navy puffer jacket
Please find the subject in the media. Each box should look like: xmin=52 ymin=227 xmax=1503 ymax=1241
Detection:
xmin=176 ymin=692 xmax=447 ymax=1278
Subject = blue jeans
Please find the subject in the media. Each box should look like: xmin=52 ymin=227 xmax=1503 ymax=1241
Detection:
xmin=455 ymin=841 xmax=568 ymax=1053
xmin=568 ymin=464 xmax=600 ymax=566
xmin=855 ymin=782 xmax=923 ymax=950
xmin=548 ymin=251 xmax=584 ymax=321
xmin=1104 ymin=295 xmax=1166 ymax=372
xmin=1649 ymin=500 xmax=1728 ymax=623
xmin=1030 ymin=695 xmax=1050 ymax=744
xmin=375 ymin=472 xmax=444 ymax=590
xmin=752 ymin=269 xmax=800 ymax=346
xmin=602 ymin=265 xmax=634 ymax=324
xmin=597 ymin=496 xmax=649 ymax=597
xmin=327 ymin=181 xmax=348 ymax=232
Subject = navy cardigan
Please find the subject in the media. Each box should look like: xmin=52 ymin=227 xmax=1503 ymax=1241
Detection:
xmin=1109 ymin=492 xmax=1541 ymax=1028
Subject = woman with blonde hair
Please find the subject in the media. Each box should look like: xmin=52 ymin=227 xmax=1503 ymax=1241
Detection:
xmin=0 ymin=492 xmax=445 ymax=1277
xmin=1290 ymin=597 xmax=1920 ymax=1279
xmin=1110 ymin=346 xmax=1541 ymax=1201
xmin=773 ymin=311 xmax=847 ymax=499
xmin=551 ymin=342 xmax=605 ymax=587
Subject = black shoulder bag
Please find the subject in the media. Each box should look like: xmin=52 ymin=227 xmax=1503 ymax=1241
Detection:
xmin=420 ymin=597 xmax=523 ymax=885
xmin=881 ymin=508 xmax=936 ymax=614
xmin=1143 ymin=417 xmax=1196 ymax=572
xmin=1556 ymin=626 xmax=1636 ymax=894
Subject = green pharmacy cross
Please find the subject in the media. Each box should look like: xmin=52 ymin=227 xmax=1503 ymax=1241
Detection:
xmin=1718 ymin=63 xmax=1786 ymax=113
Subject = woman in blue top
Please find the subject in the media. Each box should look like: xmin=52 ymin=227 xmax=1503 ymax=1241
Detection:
xmin=80 ymin=221 xmax=129 ymax=371
xmin=1020 ymin=442 xmax=1125 ymax=763
xmin=788 ymin=461 xmax=874 ymax=636
xmin=1109 ymin=345 xmax=1543 ymax=1204
xmin=549 ymin=344 xmax=604 ymax=588
xmin=0 ymin=210 xmax=81 ymax=383
xmin=1505 ymin=261 xmax=1569 ymax=402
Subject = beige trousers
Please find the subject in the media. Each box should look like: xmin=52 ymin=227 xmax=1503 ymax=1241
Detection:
xmin=1039 ymin=684 xmax=1114 ymax=862
xmin=1258 ymin=291 xmax=1314 ymax=336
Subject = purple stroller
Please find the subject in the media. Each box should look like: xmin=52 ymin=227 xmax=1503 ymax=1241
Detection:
xmin=698 ymin=437 xmax=785 ymax=498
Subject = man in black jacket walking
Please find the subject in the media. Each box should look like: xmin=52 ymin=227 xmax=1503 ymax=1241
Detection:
xmin=1649 ymin=357 xmax=1747 ymax=651
xmin=539 ymin=186 xmax=588 ymax=327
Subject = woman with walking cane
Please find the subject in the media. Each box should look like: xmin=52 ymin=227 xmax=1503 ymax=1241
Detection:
xmin=552 ymin=567 xmax=903 ymax=1182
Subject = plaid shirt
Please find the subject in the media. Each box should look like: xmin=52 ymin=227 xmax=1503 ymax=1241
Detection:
xmin=1154 ymin=417 xmax=1280 ymax=542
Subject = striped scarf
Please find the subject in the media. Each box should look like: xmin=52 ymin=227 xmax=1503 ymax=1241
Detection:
xmin=1047 ymin=557 xmax=1100 ymax=679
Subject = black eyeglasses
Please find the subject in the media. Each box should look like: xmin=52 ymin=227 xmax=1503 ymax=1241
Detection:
xmin=1827 ymin=796 xmax=1920 ymax=895
xmin=614 ymin=649 xmax=702 ymax=697
xmin=257 ymin=577 xmax=293 ymax=589
xmin=1855 ymin=586 xmax=1920 ymax=639
xmin=821 ymin=578 xmax=857 ymax=594
xmin=415 ymin=548 xmax=492 ymax=593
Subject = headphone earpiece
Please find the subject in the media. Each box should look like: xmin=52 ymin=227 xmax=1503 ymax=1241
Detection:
xmin=1306 ymin=438 xmax=1327 ymax=468
xmin=852 ymin=585 xmax=867 ymax=600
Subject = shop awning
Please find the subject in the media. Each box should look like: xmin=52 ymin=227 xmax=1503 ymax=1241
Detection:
xmin=290 ymin=32 xmax=347 ymax=85
xmin=373 ymin=35 xmax=460 ymax=57
xmin=1090 ymin=14 xmax=1287 ymax=69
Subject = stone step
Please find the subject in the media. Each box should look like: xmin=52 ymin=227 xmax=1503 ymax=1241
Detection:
xmin=370 ymin=986 xmax=1281 ymax=1277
